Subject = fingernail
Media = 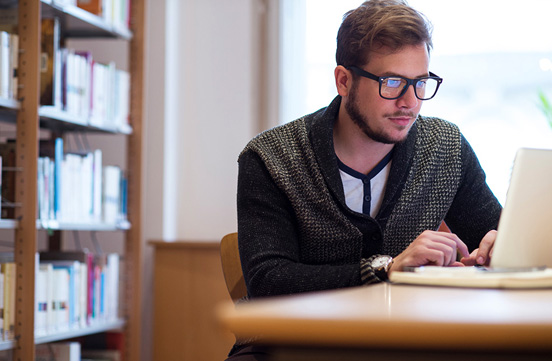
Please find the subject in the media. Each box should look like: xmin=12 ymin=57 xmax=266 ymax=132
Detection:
xmin=477 ymin=257 xmax=484 ymax=265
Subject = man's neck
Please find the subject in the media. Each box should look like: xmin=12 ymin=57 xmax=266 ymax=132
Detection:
xmin=333 ymin=108 xmax=395 ymax=175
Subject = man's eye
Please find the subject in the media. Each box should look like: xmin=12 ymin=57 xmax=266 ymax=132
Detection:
xmin=385 ymin=78 xmax=403 ymax=88
xmin=416 ymin=80 xmax=427 ymax=88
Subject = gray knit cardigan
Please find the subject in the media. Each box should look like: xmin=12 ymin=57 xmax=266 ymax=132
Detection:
xmin=237 ymin=96 xmax=501 ymax=298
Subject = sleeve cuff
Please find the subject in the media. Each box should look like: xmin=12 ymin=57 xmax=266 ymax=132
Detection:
xmin=360 ymin=255 xmax=384 ymax=285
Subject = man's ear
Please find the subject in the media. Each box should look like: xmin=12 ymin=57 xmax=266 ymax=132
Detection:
xmin=335 ymin=65 xmax=352 ymax=97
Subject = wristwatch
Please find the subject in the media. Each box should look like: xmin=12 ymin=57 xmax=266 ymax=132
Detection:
xmin=371 ymin=255 xmax=394 ymax=281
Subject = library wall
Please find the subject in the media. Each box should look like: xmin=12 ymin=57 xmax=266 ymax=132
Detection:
xmin=146 ymin=0 xmax=263 ymax=241
xmin=142 ymin=0 xmax=275 ymax=360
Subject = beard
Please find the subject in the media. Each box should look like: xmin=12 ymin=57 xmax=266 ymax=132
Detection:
xmin=345 ymin=81 xmax=415 ymax=144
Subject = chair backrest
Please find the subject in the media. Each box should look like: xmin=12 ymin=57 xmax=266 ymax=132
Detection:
xmin=220 ymin=233 xmax=247 ymax=301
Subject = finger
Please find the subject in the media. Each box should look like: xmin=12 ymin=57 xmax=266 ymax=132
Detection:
xmin=460 ymin=249 xmax=479 ymax=266
xmin=415 ymin=231 xmax=462 ymax=266
xmin=428 ymin=233 xmax=470 ymax=265
xmin=436 ymin=232 xmax=470 ymax=258
xmin=450 ymin=261 xmax=466 ymax=267
xmin=423 ymin=249 xmax=446 ymax=266
xmin=426 ymin=241 xmax=455 ymax=266
xmin=476 ymin=230 xmax=497 ymax=265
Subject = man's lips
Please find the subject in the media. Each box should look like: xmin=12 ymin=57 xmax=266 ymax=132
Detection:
xmin=388 ymin=116 xmax=413 ymax=126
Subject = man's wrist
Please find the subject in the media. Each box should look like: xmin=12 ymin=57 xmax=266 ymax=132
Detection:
xmin=370 ymin=255 xmax=394 ymax=281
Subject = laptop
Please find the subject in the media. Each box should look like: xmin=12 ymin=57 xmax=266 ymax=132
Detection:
xmin=389 ymin=147 xmax=552 ymax=288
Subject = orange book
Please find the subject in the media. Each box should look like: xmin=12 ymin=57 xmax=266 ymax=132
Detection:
xmin=77 ymin=0 xmax=103 ymax=16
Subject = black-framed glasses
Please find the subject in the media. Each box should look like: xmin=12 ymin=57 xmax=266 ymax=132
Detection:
xmin=348 ymin=66 xmax=443 ymax=100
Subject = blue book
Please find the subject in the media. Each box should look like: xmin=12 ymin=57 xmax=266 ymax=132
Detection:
xmin=54 ymin=137 xmax=63 ymax=220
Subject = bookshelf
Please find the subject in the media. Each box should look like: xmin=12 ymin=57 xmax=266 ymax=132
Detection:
xmin=0 ymin=0 xmax=146 ymax=360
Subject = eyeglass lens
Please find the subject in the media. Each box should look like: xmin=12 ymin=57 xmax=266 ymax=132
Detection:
xmin=381 ymin=77 xmax=439 ymax=100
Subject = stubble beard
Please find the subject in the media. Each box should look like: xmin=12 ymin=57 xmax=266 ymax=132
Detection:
xmin=345 ymin=82 xmax=416 ymax=145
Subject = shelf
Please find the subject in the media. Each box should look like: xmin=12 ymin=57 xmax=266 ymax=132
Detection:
xmin=37 ymin=219 xmax=131 ymax=231
xmin=39 ymin=107 xmax=133 ymax=134
xmin=0 ymin=97 xmax=19 ymax=110
xmin=0 ymin=219 xmax=18 ymax=229
xmin=35 ymin=319 xmax=125 ymax=345
xmin=0 ymin=320 xmax=124 ymax=351
xmin=41 ymin=1 xmax=133 ymax=40
xmin=0 ymin=340 xmax=15 ymax=352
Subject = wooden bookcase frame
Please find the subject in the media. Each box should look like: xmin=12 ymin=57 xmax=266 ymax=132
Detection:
xmin=12 ymin=1 xmax=145 ymax=360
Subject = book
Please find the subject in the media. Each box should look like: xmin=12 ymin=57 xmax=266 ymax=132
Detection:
xmin=77 ymin=0 xmax=103 ymax=16
xmin=113 ymin=69 xmax=130 ymax=132
xmin=49 ymin=260 xmax=83 ymax=330
xmin=92 ymin=149 xmax=103 ymax=222
xmin=36 ymin=264 xmax=50 ymax=336
xmin=390 ymin=267 xmax=552 ymax=289
xmin=40 ymin=18 xmax=61 ymax=107
xmin=36 ymin=341 xmax=81 ymax=361
xmin=105 ymin=253 xmax=119 ymax=321
xmin=9 ymin=33 xmax=17 ymax=99
xmin=0 ymin=271 xmax=4 ymax=339
xmin=0 ymin=141 xmax=15 ymax=219
xmin=75 ymin=50 xmax=93 ymax=121
xmin=0 ymin=155 xmax=2 ymax=219
xmin=52 ymin=267 xmax=70 ymax=331
xmin=40 ymin=251 xmax=97 ymax=325
xmin=54 ymin=137 xmax=63 ymax=220
xmin=102 ymin=166 xmax=121 ymax=224
xmin=0 ymin=31 xmax=10 ymax=99
xmin=1 ymin=262 xmax=15 ymax=340
xmin=81 ymin=349 xmax=121 ymax=361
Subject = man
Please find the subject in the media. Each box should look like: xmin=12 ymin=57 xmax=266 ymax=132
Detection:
xmin=227 ymin=0 xmax=501 ymax=358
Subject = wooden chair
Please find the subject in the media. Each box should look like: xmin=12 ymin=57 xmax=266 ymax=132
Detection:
xmin=220 ymin=233 xmax=247 ymax=301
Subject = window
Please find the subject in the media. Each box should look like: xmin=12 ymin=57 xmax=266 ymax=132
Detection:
xmin=280 ymin=0 xmax=552 ymax=203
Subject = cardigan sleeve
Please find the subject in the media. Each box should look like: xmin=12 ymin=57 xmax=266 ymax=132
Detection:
xmin=237 ymin=149 xmax=370 ymax=298
xmin=444 ymin=135 xmax=502 ymax=250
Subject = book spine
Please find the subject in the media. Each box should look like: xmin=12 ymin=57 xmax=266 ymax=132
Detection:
xmin=2 ymin=262 xmax=15 ymax=340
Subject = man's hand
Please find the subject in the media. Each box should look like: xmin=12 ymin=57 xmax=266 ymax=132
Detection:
xmin=460 ymin=230 xmax=497 ymax=266
xmin=389 ymin=230 xmax=470 ymax=274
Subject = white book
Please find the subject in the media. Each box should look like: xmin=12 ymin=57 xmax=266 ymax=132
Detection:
xmin=36 ymin=341 xmax=81 ymax=361
xmin=60 ymin=153 xmax=82 ymax=223
xmin=106 ymin=253 xmax=119 ymax=321
xmin=67 ymin=50 xmax=78 ymax=116
xmin=77 ymin=53 xmax=89 ymax=121
xmin=81 ymin=152 xmax=94 ymax=222
xmin=105 ymin=61 xmax=116 ymax=129
xmin=103 ymin=165 xmax=121 ymax=224
xmin=35 ymin=266 xmax=48 ymax=336
xmin=9 ymin=33 xmax=17 ymax=100
xmin=54 ymin=47 xmax=65 ymax=109
xmin=92 ymin=149 xmax=103 ymax=222
xmin=89 ymin=61 xmax=106 ymax=127
xmin=114 ymin=69 xmax=130 ymax=131
xmin=39 ymin=263 xmax=54 ymax=334
xmin=53 ymin=267 xmax=70 ymax=331
xmin=0 ymin=31 xmax=10 ymax=99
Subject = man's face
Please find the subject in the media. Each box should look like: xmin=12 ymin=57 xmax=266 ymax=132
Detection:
xmin=344 ymin=44 xmax=429 ymax=144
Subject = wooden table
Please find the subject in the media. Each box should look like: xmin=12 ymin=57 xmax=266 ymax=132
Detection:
xmin=217 ymin=283 xmax=552 ymax=360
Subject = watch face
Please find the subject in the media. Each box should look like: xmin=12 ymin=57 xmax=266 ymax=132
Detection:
xmin=372 ymin=256 xmax=392 ymax=269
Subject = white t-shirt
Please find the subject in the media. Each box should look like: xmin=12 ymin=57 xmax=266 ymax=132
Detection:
xmin=337 ymin=151 xmax=393 ymax=218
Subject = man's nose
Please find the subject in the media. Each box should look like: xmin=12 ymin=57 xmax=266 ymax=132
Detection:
xmin=396 ymin=84 xmax=419 ymax=109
